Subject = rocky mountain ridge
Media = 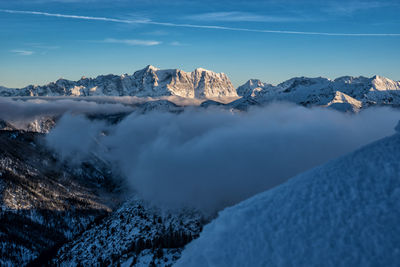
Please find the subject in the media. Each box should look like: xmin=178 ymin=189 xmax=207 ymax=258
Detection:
xmin=235 ymin=75 xmax=400 ymax=111
xmin=0 ymin=65 xmax=238 ymax=99
xmin=1 ymin=67 xmax=399 ymax=112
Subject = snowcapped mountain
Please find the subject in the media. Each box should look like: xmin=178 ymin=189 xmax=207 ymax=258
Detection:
xmin=236 ymin=79 xmax=274 ymax=98
xmin=325 ymin=91 xmax=362 ymax=112
xmin=234 ymin=75 xmax=400 ymax=111
xmin=176 ymin=122 xmax=400 ymax=267
xmin=0 ymin=66 xmax=238 ymax=99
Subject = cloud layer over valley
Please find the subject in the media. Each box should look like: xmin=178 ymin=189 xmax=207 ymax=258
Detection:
xmin=44 ymin=103 xmax=400 ymax=214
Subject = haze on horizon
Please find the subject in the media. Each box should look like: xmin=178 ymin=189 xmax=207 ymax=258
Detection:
xmin=0 ymin=0 xmax=400 ymax=88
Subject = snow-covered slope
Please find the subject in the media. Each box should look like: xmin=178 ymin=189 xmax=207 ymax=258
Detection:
xmin=25 ymin=117 xmax=57 ymax=133
xmin=232 ymin=75 xmax=400 ymax=111
xmin=0 ymin=66 xmax=238 ymax=99
xmin=0 ymin=120 xmax=16 ymax=131
xmin=0 ymin=117 xmax=57 ymax=134
xmin=176 ymin=124 xmax=400 ymax=267
xmin=325 ymin=91 xmax=362 ymax=112
xmin=0 ymin=130 xmax=119 ymax=266
xmin=53 ymin=197 xmax=204 ymax=266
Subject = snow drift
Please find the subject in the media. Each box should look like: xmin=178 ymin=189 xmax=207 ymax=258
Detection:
xmin=175 ymin=124 xmax=400 ymax=266
xmin=46 ymin=103 xmax=400 ymax=214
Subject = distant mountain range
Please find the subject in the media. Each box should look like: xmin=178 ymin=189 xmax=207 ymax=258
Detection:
xmin=1 ymin=66 xmax=400 ymax=112
xmin=234 ymin=75 xmax=400 ymax=112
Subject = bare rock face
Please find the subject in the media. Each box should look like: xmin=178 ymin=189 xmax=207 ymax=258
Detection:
xmin=0 ymin=66 xmax=238 ymax=99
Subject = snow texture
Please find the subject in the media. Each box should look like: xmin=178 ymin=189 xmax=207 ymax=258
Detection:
xmin=176 ymin=126 xmax=400 ymax=267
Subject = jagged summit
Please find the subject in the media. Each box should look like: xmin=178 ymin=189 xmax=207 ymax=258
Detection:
xmin=144 ymin=64 xmax=159 ymax=71
xmin=0 ymin=66 xmax=238 ymax=99
xmin=194 ymin=67 xmax=207 ymax=72
xmin=236 ymin=79 xmax=274 ymax=97
xmin=325 ymin=91 xmax=362 ymax=112
xmin=333 ymin=75 xmax=369 ymax=83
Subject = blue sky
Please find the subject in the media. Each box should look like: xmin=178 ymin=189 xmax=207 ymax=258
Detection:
xmin=0 ymin=0 xmax=399 ymax=88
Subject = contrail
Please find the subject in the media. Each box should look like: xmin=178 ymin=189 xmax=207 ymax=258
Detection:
xmin=1 ymin=9 xmax=400 ymax=37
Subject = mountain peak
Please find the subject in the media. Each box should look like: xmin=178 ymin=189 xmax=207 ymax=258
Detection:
xmin=143 ymin=65 xmax=159 ymax=72
xmin=237 ymin=79 xmax=274 ymax=97
xmin=372 ymin=74 xmax=383 ymax=79
xmin=326 ymin=91 xmax=362 ymax=112
xmin=370 ymin=75 xmax=400 ymax=91
xmin=194 ymin=67 xmax=213 ymax=73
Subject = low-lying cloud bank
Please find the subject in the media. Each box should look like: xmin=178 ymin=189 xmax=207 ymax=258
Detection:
xmin=0 ymin=97 xmax=133 ymax=121
xmin=45 ymin=103 xmax=400 ymax=214
xmin=0 ymin=97 xmax=134 ymax=130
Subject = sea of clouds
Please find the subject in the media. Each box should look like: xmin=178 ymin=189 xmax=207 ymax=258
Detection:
xmin=2 ymin=97 xmax=398 ymax=214
xmin=40 ymin=101 xmax=400 ymax=214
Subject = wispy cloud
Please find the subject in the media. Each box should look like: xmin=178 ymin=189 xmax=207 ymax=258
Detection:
xmin=169 ymin=41 xmax=185 ymax=46
xmin=1 ymin=9 xmax=400 ymax=37
xmin=325 ymin=1 xmax=395 ymax=15
xmin=32 ymin=44 xmax=60 ymax=50
xmin=186 ymin=11 xmax=305 ymax=22
xmin=103 ymin=38 xmax=161 ymax=46
xmin=144 ymin=30 xmax=170 ymax=36
xmin=11 ymin=50 xmax=34 ymax=56
xmin=18 ymin=0 xmax=102 ymax=2
xmin=0 ymin=9 xmax=141 ymax=23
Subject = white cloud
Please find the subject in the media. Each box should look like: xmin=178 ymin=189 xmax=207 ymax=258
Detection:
xmin=45 ymin=104 xmax=400 ymax=213
xmin=144 ymin=30 xmax=170 ymax=36
xmin=187 ymin=11 xmax=304 ymax=22
xmin=32 ymin=44 xmax=60 ymax=50
xmin=103 ymin=38 xmax=161 ymax=46
xmin=1 ymin=9 xmax=400 ymax=37
xmin=11 ymin=50 xmax=34 ymax=56
xmin=169 ymin=41 xmax=185 ymax=46
xmin=0 ymin=9 xmax=147 ymax=24
xmin=325 ymin=1 xmax=395 ymax=15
